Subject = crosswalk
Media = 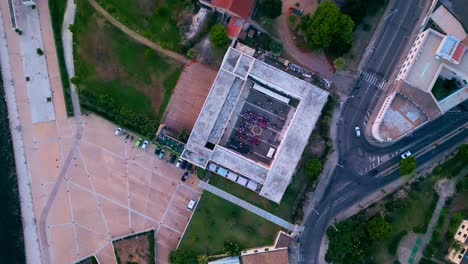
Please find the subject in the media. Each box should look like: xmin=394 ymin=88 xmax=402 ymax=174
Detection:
xmin=361 ymin=72 xmax=387 ymax=89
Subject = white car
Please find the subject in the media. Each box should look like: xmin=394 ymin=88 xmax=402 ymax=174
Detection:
xmin=355 ymin=127 xmax=361 ymax=137
xmin=401 ymin=151 xmax=412 ymax=159
xmin=114 ymin=127 xmax=122 ymax=136
xmin=187 ymin=199 xmax=197 ymax=211
xmin=176 ymin=158 xmax=183 ymax=168
xmin=141 ymin=140 xmax=149 ymax=151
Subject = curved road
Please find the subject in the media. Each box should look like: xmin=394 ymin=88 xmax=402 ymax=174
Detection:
xmin=298 ymin=0 xmax=468 ymax=263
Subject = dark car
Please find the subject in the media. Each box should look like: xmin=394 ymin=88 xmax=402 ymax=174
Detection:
xmin=181 ymin=172 xmax=189 ymax=182
xmin=154 ymin=147 xmax=161 ymax=155
xmin=186 ymin=163 xmax=193 ymax=172
xmin=170 ymin=154 xmax=177 ymax=164
xmin=181 ymin=160 xmax=189 ymax=170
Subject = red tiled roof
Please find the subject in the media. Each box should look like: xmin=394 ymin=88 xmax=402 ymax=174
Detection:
xmin=229 ymin=0 xmax=255 ymax=19
xmin=241 ymin=249 xmax=289 ymax=264
xmin=452 ymin=42 xmax=466 ymax=63
xmin=211 ymin=0 xmax=255 ymax=19
xmin=227 ymin=16 xmax=244 ymax=38
xmin=211 ymin=0 xmax=231 ymax=9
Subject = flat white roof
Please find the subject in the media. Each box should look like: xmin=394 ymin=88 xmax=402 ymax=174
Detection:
xmin=183 ymin=47 xmax=328 ymax=203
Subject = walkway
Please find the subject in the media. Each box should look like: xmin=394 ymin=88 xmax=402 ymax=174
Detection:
xmin=409 ymin=168 xmax=468 ymax=264
xmin=199 ymin=181 xmax=297 ymax=232
xmin=276 ymin=0 xmax=333 ymax=80
xmin=87 ymin=0 xmax=188 ymax=64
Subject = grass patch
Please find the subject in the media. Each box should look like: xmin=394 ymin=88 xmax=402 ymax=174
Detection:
xmin=0 ymin=65 xmax=26 ymax=263
xmin=431 ymin=78 xmax=461 ymax=101
xmin=73 ymin=0 xmax=182 ymax=137
xmin=178 ymin=192 xmax=281 ymax=255
xmin=95 ymin=0 xmax=194 ymax=51
xmin=48 ymin=0 xmax=74 ymax=116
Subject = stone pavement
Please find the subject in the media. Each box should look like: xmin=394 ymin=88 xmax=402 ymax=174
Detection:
xmin=199 ymin=181 xmax=297 ymax=232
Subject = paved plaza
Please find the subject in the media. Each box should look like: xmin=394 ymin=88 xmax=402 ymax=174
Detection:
xmin=0 ymin=1 xmax=201 ymax=263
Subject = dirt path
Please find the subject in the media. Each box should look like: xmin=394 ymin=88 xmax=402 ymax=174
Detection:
xmin=87 ymin=0 xmax=188 ymax=64
xmin=276 ymin=0 xmax=334 ymax=80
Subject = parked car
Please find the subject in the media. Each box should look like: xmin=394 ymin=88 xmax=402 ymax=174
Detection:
xmin=181 ymin=160 xmax=188 ymax=170
xmin=187 ymin=199 xmax=197 ymax=211
xmin=355 ymin=127 xmax=361 ymax=137
xmin=181 ymin=171 xmax=189 ymax=182
xmin=158 ymin=149 xmax=166 ymax=159
xmin=154 ymin=147 xmax=161 ymax=155
xmin=401 ymin=151 xmax=412 ymax=159
xmin=134 ymin=137 xmax=143 ymax=147
xmin=114 ymin=127 xmax=122 ymax=136
xmin=170 ymin=154 xmax=177 ymax=164
xmin=141 ymin=140 xmax=149 ymax=150
xmin=186 ymin=163 xmax=193 ymax=172
xmin=175 ymin=159 xmax=183 ymax=168
xmin=292 ymin=8 xmax=304 ymax=16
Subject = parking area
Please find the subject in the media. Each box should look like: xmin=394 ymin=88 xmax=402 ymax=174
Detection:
xmin=162 ymin=62 xmax=216 ymax=134
xmin=39 ymin=114 xmax=201 ymax=264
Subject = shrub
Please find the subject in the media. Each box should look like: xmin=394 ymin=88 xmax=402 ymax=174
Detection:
xmin=305 ymin=158 xmax=323 ymax=182
xmin=399 ymin=156 xmax=416 ymax=176
xmin=36 ymin=48 xmax=44 ymax=56
xmin=210 ymin=24 xmax=229 ymax=48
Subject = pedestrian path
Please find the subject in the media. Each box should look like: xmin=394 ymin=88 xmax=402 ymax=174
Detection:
xmin=199 ymin=181 xmax=297 ymax=232
xmin=361 ymin=71 xmax=387 ymax=89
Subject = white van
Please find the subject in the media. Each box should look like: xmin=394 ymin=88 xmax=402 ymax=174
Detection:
xmin=187 ymin=199 xmax=197 ymax=211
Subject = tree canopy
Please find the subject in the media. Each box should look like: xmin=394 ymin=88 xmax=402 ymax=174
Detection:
xmin=300 ymin=2 xmax=354 ymax=55
xmin=223 ymin=241 xmax=242 ymax=256
xmin=210 ymin=24 xmax=229 ymax=48
xmin=399 ymin=156 xmax=416 ymax=176
xmin=256 ymin=0 xmax=282 ymax=19
xmin=326 ymin=217 xmax=370 ymax=263
xmin=366 ymin=216 xmax=392 ymax=240
xmin=169 ymin=249 xmax=197 ymax=264
xmin=333 ymin=57 xmax=346 ymax=71
xmin=305 ymin=158 xmax=323 ymax=182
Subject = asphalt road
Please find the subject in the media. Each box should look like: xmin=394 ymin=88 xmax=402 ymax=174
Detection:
xmin=298 ymin=0 xmax=468 ymax=262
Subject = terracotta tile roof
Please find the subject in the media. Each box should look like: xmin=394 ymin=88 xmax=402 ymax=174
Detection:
xmin=241 ymin=249 xmax=289 ymax=264
xmin=211 ymin=0 xmax=255 ymax=19
xmin=227 ymin=16 xmax=244 ymax=38
xmin=212 ymin=0 xmax=231 ymax=9
xmin=229 ymin=0 xmax=255 ymax=19
xmin=452 ymin=42 xmax=466 ymax=63
xmin=274 ymin=232 xmax=292 ymax=249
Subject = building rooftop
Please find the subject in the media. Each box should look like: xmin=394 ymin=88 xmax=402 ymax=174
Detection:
xmin=210 ymin=0 xmax=255 ymax=19
xmin=227 ymin=16 xmax=244 ymax=38
xmin=431 ymin=5 xmax=466 ymax=40
xmin=404 ymin=29 xmax=468 ymax=113
xmin=241 ymin=248 xmax=289 ymax=264
xmin=183 ymin=47 xmax=328 ymax=203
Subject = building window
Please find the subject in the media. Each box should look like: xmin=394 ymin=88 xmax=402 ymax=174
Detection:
xmin=458 ymin=231 xmax=462 ymax=235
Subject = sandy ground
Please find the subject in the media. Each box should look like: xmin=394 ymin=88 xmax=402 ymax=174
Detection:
xmin=0 ymin=1 xmax=201 ymax=264
xmin=163 ymin=62 xmax=216 ymax=134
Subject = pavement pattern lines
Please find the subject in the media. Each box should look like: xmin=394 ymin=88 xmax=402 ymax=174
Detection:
xmin=41 ymin=115 xmax=202 ymax=264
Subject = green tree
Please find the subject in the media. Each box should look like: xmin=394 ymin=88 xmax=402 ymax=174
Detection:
xmin=186 ymin=48 xmax=198 ymax=60
xmin=169 ymin=249 xmax=197 ymax=264
xmin=197 ymin=254 xmax=209 ymax=264
xmin=305 ymin=158 xmax=323 ymax=182
xmin=224 ymin=241 xmax=242 ymax=256
xmin=300 ymin=2 xmax=354 ymax=55
xmin=36 ymin=48 xmax=44 ymax=56
xmin=326 ymin=217 xmax=370 ymax=263
xmin=333 ymin=57 xmax=346 ymax=71
xmin=366 ymin=216 xmax=392 ymax=240
xmin=399 ymin=156 xmax=416 ymax=176
xmin=210 ymin=24 xmax=229 ymax=48
xmin=342 ymin=0 xmax=368 ymax=25
xmin=256 ymin=0 xmax=282 ymax=19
